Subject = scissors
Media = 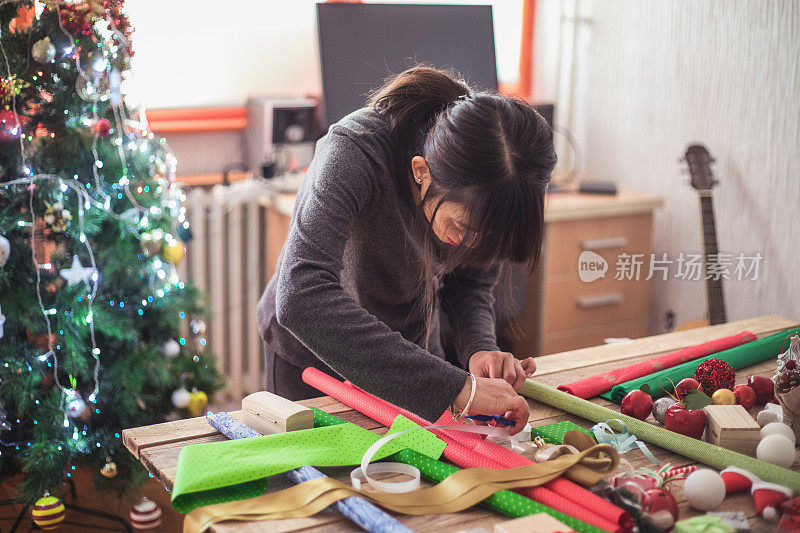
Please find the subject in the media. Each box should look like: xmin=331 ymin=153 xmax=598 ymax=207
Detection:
xmin=465 ymin=414 xmax=516 ymax=426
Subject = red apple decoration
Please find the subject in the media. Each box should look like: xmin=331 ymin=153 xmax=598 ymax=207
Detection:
xmin=734 ymin=384 xmax=757 ymax=410
xmin=675 ymin=378 xmax=703 ymax=398
xmin=641 ymin=487 xmax=679 ymax=532
xmin=665 ymin=403 xmax=706 ymax=439
xmin=621 ymin=389 xmax=653 ymax=420
xmin=747 ymin=375 xmax=776 ymax=405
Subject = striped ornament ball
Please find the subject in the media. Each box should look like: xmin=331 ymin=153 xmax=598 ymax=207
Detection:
xmin=32 ymin=494 xmax=65 ymax=530
xmin=129 ymin=497 xmax=162 ymax=530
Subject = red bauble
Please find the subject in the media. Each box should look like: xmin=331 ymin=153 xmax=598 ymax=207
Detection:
xmin=748 ymin=375 xmax=776 ymax=405
xmin=92 ymin=118 xmax=112 ymax=137
xmin=734 ymin=384 xmax=757 ymax=410
xmin=621 ymin=389 xmax=653 ymax=420
xmin=0 ymin=110 xmax=27 ymax=142
xmin=694 ymin=358 xmax=736 ymax=395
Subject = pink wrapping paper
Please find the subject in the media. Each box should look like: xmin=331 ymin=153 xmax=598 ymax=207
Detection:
xmin=303 ymin=367 xmax=628 ymax=532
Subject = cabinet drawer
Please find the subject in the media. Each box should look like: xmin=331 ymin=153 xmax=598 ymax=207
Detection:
xmin=542 ymin=319 xmax=648 ymax=355
xmin=542 ymin=277 xmax=649 ymax=333
xmin=544 ymin=214 xmax=653 ymax=277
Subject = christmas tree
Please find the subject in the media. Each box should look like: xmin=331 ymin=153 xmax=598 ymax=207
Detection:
xmin=0 ymin=0 xmax=224 ymax=505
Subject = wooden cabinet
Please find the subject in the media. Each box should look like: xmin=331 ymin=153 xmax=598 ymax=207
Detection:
xmin=506 ymin=189 xmax=662 ymax=356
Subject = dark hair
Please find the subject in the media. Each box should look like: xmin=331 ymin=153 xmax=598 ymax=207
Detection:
xmin=368 ymin=65 xmax=556 ymax=347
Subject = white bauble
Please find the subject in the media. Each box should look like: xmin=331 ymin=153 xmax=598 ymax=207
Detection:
xmin=684 ymin=469 xmax=725 ymax=511
xmin=67 ymin=398 xmax=86 ymax=418
xmin=31 ymin=37 xmax=56 ymax=64
xmin=761 ymin=422 xmax=796 ymax=445
xmin=161 ymin=339 xmax=181 ymax=358
xmin=0 ymin=235 xmax=9 ymax=267
xmin=757 ymin=434 xmax=797 ymax=468
xmin=171 ymin=388 xmax=191 ymax=409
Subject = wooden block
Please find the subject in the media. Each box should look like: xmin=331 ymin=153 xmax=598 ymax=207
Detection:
xmin=494 ymin=512 xmax=575 ymax=533
xmin=242 ymin=391 xmax=314 ymax=435
xmin=703 ymin=404 xmax=762 ymax=456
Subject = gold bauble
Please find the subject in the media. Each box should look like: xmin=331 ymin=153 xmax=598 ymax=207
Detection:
xmin=140 ymin=233 xmax=162 ymax=257
xmin=186 ymin=389 xmax=208 ymax=417
xmin=101 ymin=460 xmax=118 ymax=478
xmin=711 ymin=388 xmax=736 ymax=405
xmin=163 ymin=241 xmax=185 ymax=264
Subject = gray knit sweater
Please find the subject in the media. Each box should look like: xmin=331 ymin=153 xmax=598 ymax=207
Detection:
xmin=256 ymin=107 xmax=500 ymax=421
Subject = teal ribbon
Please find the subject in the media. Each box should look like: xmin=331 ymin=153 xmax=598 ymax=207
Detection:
xmin=673 ymin=515 xmax=734 ymax=533
xmin=591 ymin=419 xmax=658 ymax=464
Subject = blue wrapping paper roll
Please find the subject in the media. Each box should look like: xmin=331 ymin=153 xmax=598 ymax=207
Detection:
xmin=206 ymin=412 xmax=413 ymax=533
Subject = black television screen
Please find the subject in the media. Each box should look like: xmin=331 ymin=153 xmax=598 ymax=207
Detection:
xmin=317 ymin=3 xmax=499 ymax=128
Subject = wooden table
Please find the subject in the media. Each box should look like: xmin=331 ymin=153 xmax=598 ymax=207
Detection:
xmin=123 ymin=315 xmax=798 ymax=532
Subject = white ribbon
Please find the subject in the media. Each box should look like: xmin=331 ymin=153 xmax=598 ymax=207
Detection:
xmin=353 ymin=422 xmax=533 ymax=493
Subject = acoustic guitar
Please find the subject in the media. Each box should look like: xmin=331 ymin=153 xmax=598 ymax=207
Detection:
xmin=672 ymin=144 xmax=727 ymax=331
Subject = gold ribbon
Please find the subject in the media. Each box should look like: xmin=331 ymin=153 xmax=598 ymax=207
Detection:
xmin=183 ymin=443 xmax=619 ymax=533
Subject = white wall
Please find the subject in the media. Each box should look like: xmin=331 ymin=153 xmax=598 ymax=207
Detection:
xmin=126 ymin=0 xmax=525 ymax=109
xmin=573 ymin=1 xmax=800 ymax=330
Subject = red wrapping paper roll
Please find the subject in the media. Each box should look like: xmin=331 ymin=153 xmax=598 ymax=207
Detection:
xmin=557 ymin=331 xmax=757 ymax=399
xmin=303 ymin=367 xmax=628 ymax=532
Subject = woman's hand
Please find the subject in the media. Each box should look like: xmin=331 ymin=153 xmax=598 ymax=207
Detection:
xmin=452 ymin=376 xmax=530 ymax=435
xmin=469 ymin=350 xmax=537 ymax=391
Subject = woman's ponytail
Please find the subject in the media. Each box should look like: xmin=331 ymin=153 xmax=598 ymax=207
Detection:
xmin=367 ymin=66 xmax=470 ymax=159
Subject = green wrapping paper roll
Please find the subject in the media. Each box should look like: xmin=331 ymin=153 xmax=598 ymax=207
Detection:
xmin=601 ymin=328 xmax=800 ymax=403
xmin=311 ymin=408 xmax=607 ymax=533
xmin=522 ymin=380 xmax=800 ymax=493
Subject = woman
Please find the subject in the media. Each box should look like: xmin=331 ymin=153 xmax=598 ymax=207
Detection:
xmin=257 ymin=66 xmax=556 ymax=434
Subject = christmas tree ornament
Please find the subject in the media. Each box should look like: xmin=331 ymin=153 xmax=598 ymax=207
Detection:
xmin=162 ymin=338 xmax=181 ymax=358
xmin=775 ymin=338 xmax=800 ymax=442
xmin=0 ymin=304 xmax=5 ymax=339
xmin=177 ymin=223 xmax=193 ymax=243
xmin=675 ymin=377 xmax=703 ymax=397
xmin=683 ymin=469 xmax=726 ymax=510
xmin=652 ymin=397 xmax=678 ymax=424
xmin=91 ymin=117 xmax=112 ymax=137
xmin=664 ymin=403 xmax=706 ymax=439
xmin=756 ymin=434 xmax=796 ymax=468
xmin=0 ymin=234 xmax=10 ymax=266
xmin=162 ymin=240 xmax=184 ymax=264
xmin=757 ymin=403 xmax=783 ymax=426
xmin=32 ymin=493 xmax=65 ymax=530
xmin=75 ymin=74 xmax=109 ymax=102
xmin=171 ymin=387 xmax=191 ymax=409
xmin=43 ymin=202 xmax=72 ymax=232
xmin=778 ymin=497 xmax=800 ymax=531
xmin=67 ymin=398 xmax=86 ymax=418
xmin=190 ymin=319 xmax=207 ymax=335
xmin=129 ymin=497 xmax=162 ymax=530
xmin=748 ymin=375 xmax=776 ymax=405
xmin=139 ymin=233 xmax=162 ymax=257
xmin=694 ymin=358 xmax=736 ymax=396
xmin=186 ymin=389 xmax=208 ymax=417
xmin=762 ymin=422 xmax=796 ymax=444
xmin=59 ymin=255 xmax=96 ymax=287
xmin=31 ymin=37 xmax=56 ymax=64
xmin=751 ymin=481 xmax=793 ymax=520
xmin=620 ymin=389 xmax=653 ymax=420
xmin=101 ymin=460 xmax=118 ymax=478
xmin=711 ymin=388 xmax=736 ymax=405
xmin=733 ymin=384 xmax=756 ymax=410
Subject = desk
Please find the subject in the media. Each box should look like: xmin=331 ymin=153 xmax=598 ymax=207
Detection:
xmin=123 ymin=314 xmax=797 ymax=532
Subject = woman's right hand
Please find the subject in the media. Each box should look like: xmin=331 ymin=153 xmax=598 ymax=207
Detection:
xmin=452 ymin=376 xmax=530 ymax=435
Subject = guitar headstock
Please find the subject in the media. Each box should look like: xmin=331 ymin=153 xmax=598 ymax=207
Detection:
xmin=683 ymin=144 xmax=717 ymax=192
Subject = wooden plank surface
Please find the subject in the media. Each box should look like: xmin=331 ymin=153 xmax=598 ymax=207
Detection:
xmin=121 ymin=315 xmax=799 ymax=532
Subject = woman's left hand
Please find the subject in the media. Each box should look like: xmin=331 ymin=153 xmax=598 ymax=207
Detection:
xmin=468 ymin=350 xmax=536 ymax=392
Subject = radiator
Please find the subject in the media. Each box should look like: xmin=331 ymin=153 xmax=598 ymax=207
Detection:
xmin=178 ymin=176 xmax=301 ymax=408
